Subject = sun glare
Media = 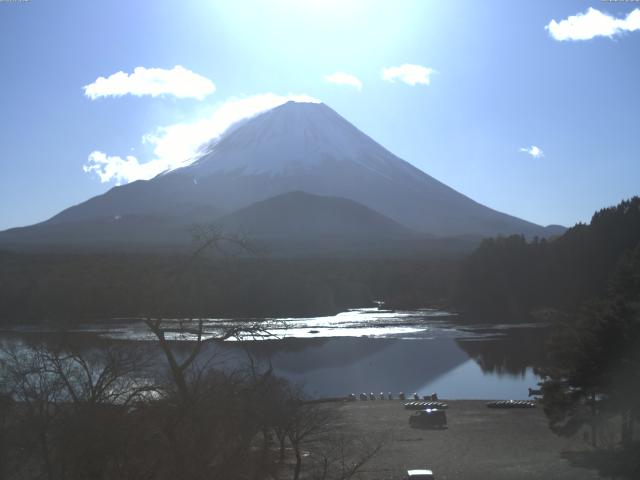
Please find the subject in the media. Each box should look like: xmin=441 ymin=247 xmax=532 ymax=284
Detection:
xmin=278 ymin=0 xmax=367 ymax=19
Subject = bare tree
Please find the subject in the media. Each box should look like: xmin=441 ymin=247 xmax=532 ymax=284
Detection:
xmin=41 ymin=344 xmax=157 ymax=407
xmin=281 ymin=396 xmax=334 ymax=480
xmin=271 ymin=390 xmax=386 ymax=480
xmin=0 ymin=343 xmax=158 ymax=480
xmin=0 ymin=390 xmax=13 ymax=480
xmin=309 ymin=432 xmax=386 ymax=480
xmin=1 ymin=346 xmax=65 ymax=480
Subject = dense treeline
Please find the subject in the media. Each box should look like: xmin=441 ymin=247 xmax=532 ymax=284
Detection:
xmin=4 ymin=197 xmax=639 ymax=325
xmin=454 ymin=197 xmax=640 ymax=319
xmin=453 ymin=197 xmax=640 ymax=476
xmin=0 ymin=250 xmax=458 ymax=324
xmin=538 ymin=241 xmax=640 ymax=477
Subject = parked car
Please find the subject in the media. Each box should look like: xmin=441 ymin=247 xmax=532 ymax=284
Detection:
xmin=408 ymin=409 xmax=447 ymax=428
xmin=406 ymin=469 xmax=435 ymax=479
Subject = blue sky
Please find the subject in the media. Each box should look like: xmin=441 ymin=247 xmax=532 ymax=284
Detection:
xmin=1 ymin=0 xmax=639 ymax=230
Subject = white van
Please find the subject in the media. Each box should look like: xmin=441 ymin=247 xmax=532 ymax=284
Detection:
xmin=406 ymin=469 xmax=435 ymax=479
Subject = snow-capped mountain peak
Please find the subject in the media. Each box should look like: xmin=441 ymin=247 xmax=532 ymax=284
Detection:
xmin=184 ymin=101 xmax=399 ymax=177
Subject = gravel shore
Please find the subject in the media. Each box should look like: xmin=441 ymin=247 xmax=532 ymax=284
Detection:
xmin=336 ymin=399 xmax=601 ymax=480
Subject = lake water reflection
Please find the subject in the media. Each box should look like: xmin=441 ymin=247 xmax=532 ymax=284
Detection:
xmin=0 ymin=308 xmax=548 ymax=400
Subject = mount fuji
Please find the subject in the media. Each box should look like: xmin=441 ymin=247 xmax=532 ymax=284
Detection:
xmin=0 ymin=101 xmax=563 ymax=253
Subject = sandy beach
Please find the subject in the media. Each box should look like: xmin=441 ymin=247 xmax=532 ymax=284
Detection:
xmin=334 ymin=399 xmax=601 ymax=480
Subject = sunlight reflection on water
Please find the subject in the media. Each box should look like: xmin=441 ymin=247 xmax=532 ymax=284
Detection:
xmin=75 ymin=308 xmax=461 ymax=341
xmin=1 ymin=308 xmax=546 ymax=399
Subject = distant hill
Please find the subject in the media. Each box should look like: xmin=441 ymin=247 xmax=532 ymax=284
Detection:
xmin=215 ymin=191 xmax=426 ymax=256
xmin=217 ymin=191 xmax=416 ymax=239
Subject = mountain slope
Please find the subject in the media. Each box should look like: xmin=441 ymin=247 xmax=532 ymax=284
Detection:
xmin=0 ymin=214 xmax=191 ymax=250
xmin=1 ymin=101 xmax=562 ymax=250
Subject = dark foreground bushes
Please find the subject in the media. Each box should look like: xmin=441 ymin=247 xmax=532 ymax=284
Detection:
xmin=0 ymin=321 xmax=384 ymax=480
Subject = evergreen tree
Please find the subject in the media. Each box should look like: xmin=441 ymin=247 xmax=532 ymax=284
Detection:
xmin=538 ymin=243 xmax=640 ymax=475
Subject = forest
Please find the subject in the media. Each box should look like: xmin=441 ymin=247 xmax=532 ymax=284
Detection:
xmin=453 ymin=197 xmax=640 ymax=477
xmin=2 ymin=198 xmax=639 ymax=327
xmin=454 ymin=197 xmax=640 ymax=320
xmin=0 ymin=250 xmax=458 ymax=325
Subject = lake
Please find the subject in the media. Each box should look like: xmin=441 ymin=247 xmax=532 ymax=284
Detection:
xmin=0 ymin=308 xmax=548 ymax=400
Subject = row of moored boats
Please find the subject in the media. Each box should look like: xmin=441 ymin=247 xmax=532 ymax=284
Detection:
xmin=486 ymin=400 xmax=536 ymax=409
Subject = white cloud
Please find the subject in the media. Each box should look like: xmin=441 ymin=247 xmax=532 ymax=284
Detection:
xmin=519 ymin=145 xmax=544 ymax=158
xmin=546 ymin=7 xmax=640 ymax=41
xmin=324 ymin=72 xmax=363 ymax=90
xmin=381 ymin=64 xmax=435 ymax=86
xmin=83 ymin=65 xmax=216 ymax=100
xmin=83 ymin=93 xmax=320 ymax=184
xmin=82 ymin=151 xmax=163 ymax=185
